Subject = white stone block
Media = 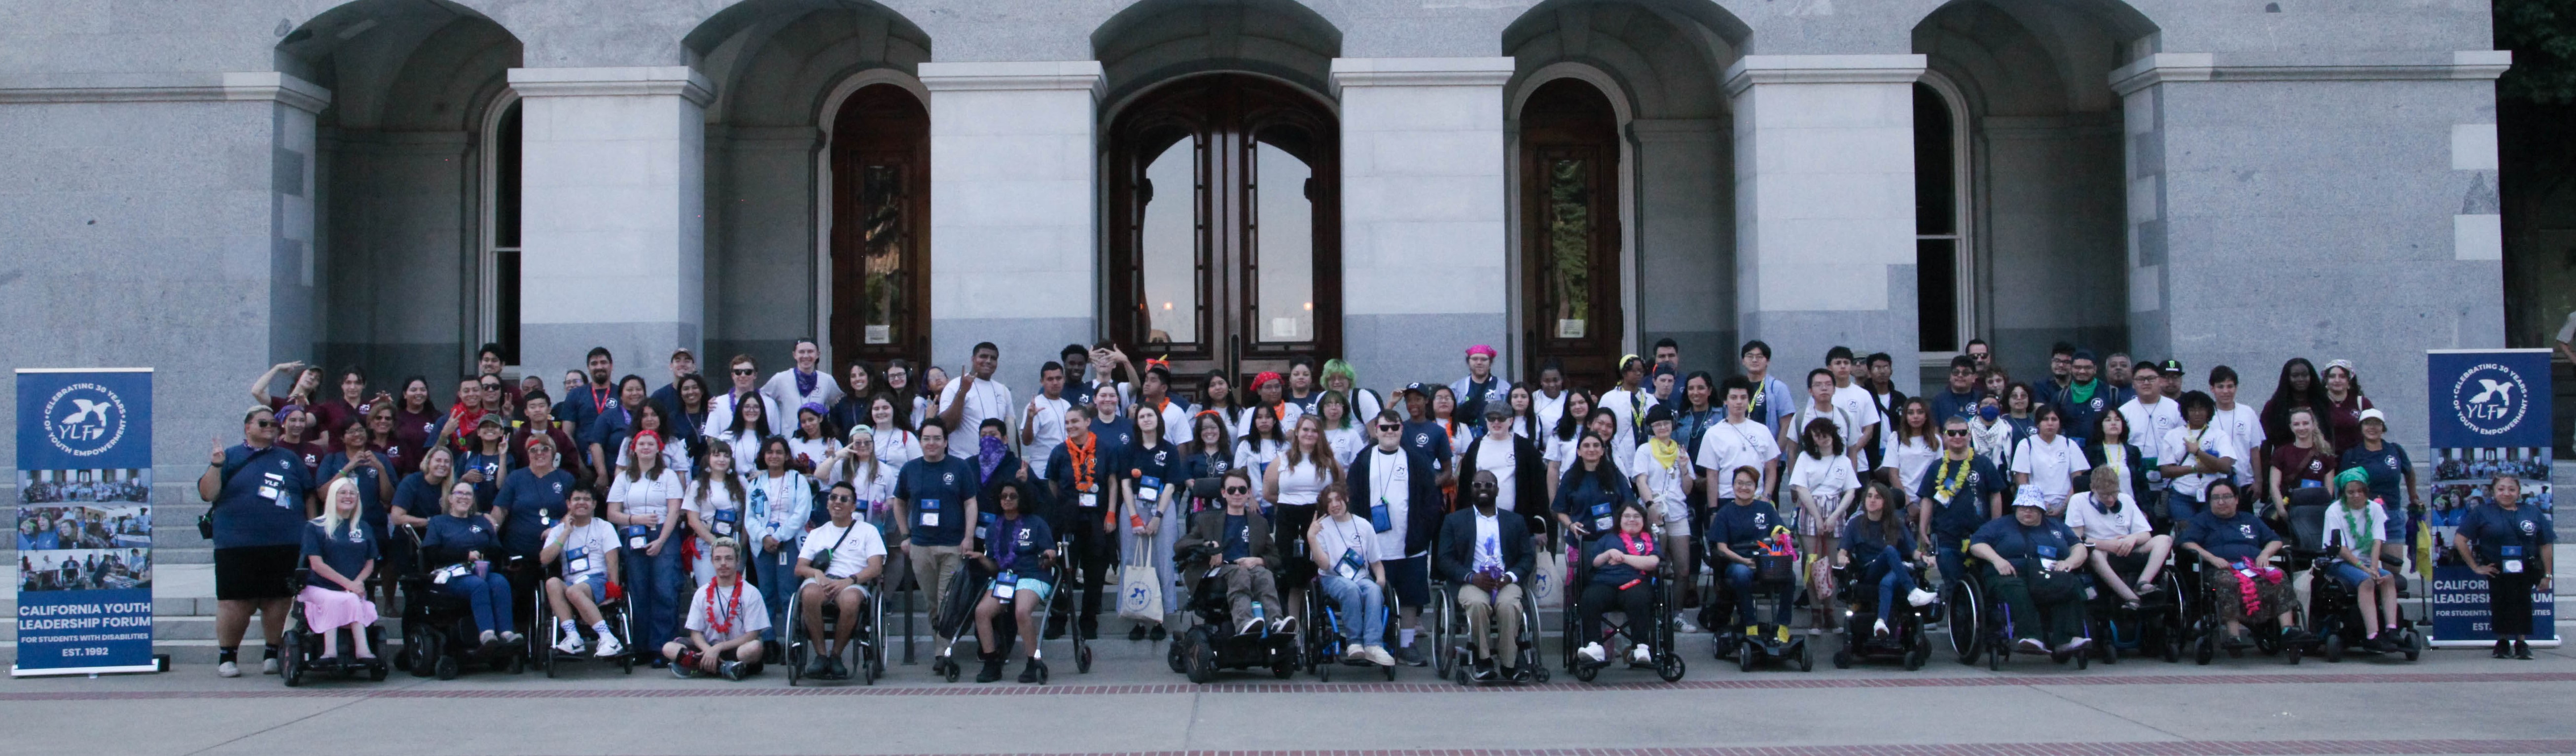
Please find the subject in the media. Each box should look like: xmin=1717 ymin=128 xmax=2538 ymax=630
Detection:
xmin=1756 ymin=262 xmax=1889 ymax=311
xmin=2450 ymin=123 xmax=2498 ymax=171
xmin=2454 ymin=213 xmax=2502 ymax=261
xmin=2129 ymin=264 xmax=2161 ymax=312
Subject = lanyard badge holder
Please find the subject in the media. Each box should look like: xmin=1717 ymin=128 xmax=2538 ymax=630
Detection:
xmin=712 ymin=507 xmax=740 ymax=537
xmin=565 ymin=547 xmax=591 ymax=576
xmin=623 ymin=524 xmax=651 ymax=550
xmin=1337 ymin=547 xmax=1366 ymax=580
xmin=992 ymin=571 xmax=1018 ymax=599
xmin=1591 ymin=500 xmax=1615 ymax=532
xmin=1371 ymin=496 xmax=1393 ymax=532
xmin=2501 ymin=544 xmax=2525 ymax=574
xmin=260 ymin=472 xmax=288 ymax=507
xmin=976 ymin=511 xmax=997 ymax=543
xmin=1137 ymin=475 xmax=1164 ymax=504
xmin=1078 ymin=483 xmax=1099 ymax=509
xmin=431 ymin=563 xmax=470 ymax=585
xmin=918 ymin=498 xmax=941 ymax=528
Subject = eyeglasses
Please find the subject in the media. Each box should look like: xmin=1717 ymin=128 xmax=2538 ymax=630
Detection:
xmin=1223 ymin=486 xmax=1249 ymax=495
xmin=1942 ymin=429 xmax=1969 ymax=437
xmin=827 ymin=494 xmax=856 ymax=503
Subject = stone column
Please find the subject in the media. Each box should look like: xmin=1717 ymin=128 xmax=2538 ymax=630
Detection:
xmin=2110 ymin=51 xmax=2509 ymax=447
xmin=1331 ymin=57 xmax=1515 ymax=387
xmin=1633 ymin=118 xmax=1733 ymax=364
xmin=918 ymin=61 xmax=1101 ymax=404
xmin=1725 ymin=54 xmax=1927 ymax=392
xmin=507 ymin=66 xmax=711 ymax=380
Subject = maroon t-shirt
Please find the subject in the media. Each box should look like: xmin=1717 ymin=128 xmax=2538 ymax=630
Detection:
xmin=2268 ymin=445 xmax=2337 ymax=495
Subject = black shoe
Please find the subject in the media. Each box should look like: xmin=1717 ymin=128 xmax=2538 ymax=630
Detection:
xmin=2514 ymin=640 xmax=2534 ymax=660
xmin=1018 ymin=660 xmax=1042 ymax=684
xmin=801 ymin=655 xmax=831 ymax=678
xmin=1396 ymin=644 xmax=1429 ymax=667
xmin=1079 ymin=616 xmax=1100 ymax=640
xmin=1044 ymin=616 xmax=1068 ymax=640
xmin=2364 ymin=635 xmax=2392 ymax=654
xmin=975 ymin=657 xmax=1005 ymax=683
xmin=827 ymin=656 xmax=850 ymax=679
xmin=1129 ymin=624 xmax=1148 ymax=641
xmin=1149 ymin=624 xmax=1167 ymax=641
xmin=2493 ymin=639 xmax=2511 ymax=658
xmin=1471 ymin=658 xmax=1496 ymax=681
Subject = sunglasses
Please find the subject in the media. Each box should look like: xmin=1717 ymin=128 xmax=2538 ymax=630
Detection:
xmin=1223 ymin=486 xmax=1249 ymax=495
xmin=828 ymin=494 xmax=856 ymax=503
xmin=252 ymin=420 xmax=277 ymax=428
xmin=1375 ymin=424 xmax=1401 ymax=432
xmin=1942 ymin=429 xmax=1969 ymax=437
xmin=733 ymin=368 xmax=756 ymax=376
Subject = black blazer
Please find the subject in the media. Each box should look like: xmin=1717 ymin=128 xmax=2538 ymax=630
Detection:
xmin=1456 ymin=433 xmax=1545 ymax=516
xmin=2081 ymin=441 xmax=2151 ymax=503
xmin=1433 ymin=507 xmax=1537 ymax=584
xmin=1346 ymin=445 xmax=1448 ymax=556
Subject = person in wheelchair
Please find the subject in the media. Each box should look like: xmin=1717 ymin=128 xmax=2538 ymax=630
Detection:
xmin=1439 ymin=471 xmax=1538 ymax=681
xmin=664 ymin=537 xmax=767 ymax=680
xmin=2067 ymin=467 xmax=2171 ymax=611
xmin=1968 ymin=493 xmax=2092 ymax=658
xmin=1574 ymin=501 xmax=1660 ymax=667
xmin=1179 ymin=469 xmax=1289 ymax=636
xmin=419 ymin=480 xmax=519 ymax=653
xmin=1308 ymin=485 xmax=1395 ymax=667
xmin=540 ymin=488 xmax=626 ymax=659
xmin=1709 ymin=465 xmax=1791 ymax=640
xmin=298 ymin=477 xmax=384 ymax=667
xmin=969 ymin=479 xmax=1055 ymax=683
xmin=1837 ymin=484 xmax=1923 ymax=639
xmin=2321 ymin=468 xmax=2402 ymax=653
xmin=796 ymin=481 xmax=887 ymax=679
xmin=2178 ymin=480 xmax=2305 ymax=650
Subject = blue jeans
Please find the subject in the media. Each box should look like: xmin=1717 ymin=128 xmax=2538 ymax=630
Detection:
xmin=1933 ymin=541 xmax=1970 ymax=594
xmin=1724 ymin=562 xmax=1790 ymax=627
xmin=1318 ymin=575 xmax=1386 ymax=648
xmin=1857 ymin=545 xmax=1915 ymax=622
xmin=623 ymin=541 xmax=684 ymax=646
xmin=754 ymin=534 xmax=803 ymax=642
xmin=2164 ymin=492 xmax=2202 ymax=526
xmin=441 ymin=572 xmax=515 ymax=636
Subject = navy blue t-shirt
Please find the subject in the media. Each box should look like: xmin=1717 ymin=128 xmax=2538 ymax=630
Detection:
xmin=1840 ymin=512 xmax=1916 ymax=561
xmin=1708 ymin=500 xmax=1783 ymax=552
xmin=1221 ymin=513 xmax=1253 ymax=562
xmin=986 ymin=515 xmax=1054 ymax=575
xmin=1122 ymin=440 xmax=1180 ymax=507
xmin=2340 ymin=442 xmax=2411 ymax=509
xmin=1401 ymin=420 xmax=1452 ymax=471
xmin=316 ymin=450 xmax=391 ymax=532
xmin=419 ymin=513 xmax=498 ymax=566
xmin=1092 ymin=415 xmax=1138 ymax=461
xmin=1928 ymin=389 xmax=1982 ymax=426
xmin=390 ymin=472 xmax=446 ymax=521
xmin=492 ymin=467 xmax=576 ymax=557
xmin=895 ymin=454 xmax=981 ymax=547
xmin=1585 ymin=531 xmax=1658 ymax=587
xmin=1969 ymin=515 xmax=2079 ymax=562
xmin=2181 ymin=510 xmax=2280 ymax=563
xmin=2457 ymin=503 xmax=2553 ymax=565
xmin=211 ymin=445 xmax=316 ymax=549
xmin=300 ymin=518 xmax=380 ymax=590
xmin=1916 ymin=454 xmax=2005 ymax=540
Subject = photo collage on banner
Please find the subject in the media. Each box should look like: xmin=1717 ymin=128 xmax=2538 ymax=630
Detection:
xmin=2423 ymin=350 xmax=2557 ymax=647
xmin=13 ymin=369 xmax=159 ymax=676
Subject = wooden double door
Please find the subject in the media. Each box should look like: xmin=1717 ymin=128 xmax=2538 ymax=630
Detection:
xmin=828 ymin=84 xmax=931 ymax=377
xmin=1519 ymin=79 xmax=1625 ymax=392
xmin=1108 ymin=74 xmax=1340 ymax=394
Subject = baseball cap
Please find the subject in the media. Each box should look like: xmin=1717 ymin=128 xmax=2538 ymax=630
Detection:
xmin=1402 ymin=382 xmax=1429 ymax=396
xmin=2157 ymin=359 xmax=2184 ymax=375
xmin=2358 ymin=408 xmax=2386 ymax=424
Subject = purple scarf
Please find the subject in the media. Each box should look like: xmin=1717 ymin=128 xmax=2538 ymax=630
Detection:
xmin=793 ymin=368 xmax=818 ymax=398
xmin=977 ymin=436 xmax=1008 ymax=481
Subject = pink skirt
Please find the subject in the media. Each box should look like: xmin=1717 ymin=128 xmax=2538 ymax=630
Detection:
xmin=297 ymin=585 xmax=379 ymax=630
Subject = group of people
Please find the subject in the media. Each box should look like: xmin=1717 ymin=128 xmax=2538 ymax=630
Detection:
xmin=190 ymin=335 xmax=2554 ymax=681
xmin=17 ymin=550 xmax=149 ymax=592
xmin=19 ymin=474 xmax=151 ymax=504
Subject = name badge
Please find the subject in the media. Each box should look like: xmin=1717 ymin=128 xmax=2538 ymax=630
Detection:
xmin=2299 ymin=480 xmax=2321 ymax=488
xmin=1138 ymin=476 xmax=1164 ymax=503
xmin=992 ymin=573 xmax=1017 ymax=599
xmin=2502 ymin=545 xmax=2526 ymax=558
xmin=566 ymin=547 xmax=590 ymax=575
xmin=1336 ymin=548 xmax=1365 ymax=580
xmin=260 ymin=472 xmax=286 ymax=506
xmin=2036 ymin=544 xmax=2060 ymax=559
xmin=623 ymin=525 xmax=650 ymax=550
xmin=919 ymin=498 xmax=941 ymax=528
xmin=1079 ymin=492 xmax=1099 ymax=508
xmin=1591 ymin=502 xmax=1614 ymax=531
xmin=2503 ymin=559 xmax=2525 ymax=574
xmin=713 ymin=508 xmax=739 ymax=537
xmin=431 ymin=564 xmax=469 ymax=585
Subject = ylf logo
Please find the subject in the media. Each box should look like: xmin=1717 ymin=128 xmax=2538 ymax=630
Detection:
xmin=42 ymin=382 xmax=127 ymax=457
xmin=2450 ymin=363 xmax=2529 ymax=436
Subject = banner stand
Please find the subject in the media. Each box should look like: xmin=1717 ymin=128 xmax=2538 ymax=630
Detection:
xmin=13 ymin=368 xmax=164 ymax=677
xmin=2423 ymin=349 xmax=2560 ymax=649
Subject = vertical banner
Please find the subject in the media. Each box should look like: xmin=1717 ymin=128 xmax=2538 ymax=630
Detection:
xmin=2423 ymin=349 xmax=2557 ymax=647
xmin=14 ymin=368 xmax=159 ymax=676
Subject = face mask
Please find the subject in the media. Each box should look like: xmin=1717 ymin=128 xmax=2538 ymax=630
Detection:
xmin=1979 ymin=405 xmax=2001 ymax=421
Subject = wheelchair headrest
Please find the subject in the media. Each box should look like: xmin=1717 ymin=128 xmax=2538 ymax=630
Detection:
xmin=2286 ymin=489 xmax=2333 ymax=550
xmin=1187 ymin=477 xmax=1224 ymax=501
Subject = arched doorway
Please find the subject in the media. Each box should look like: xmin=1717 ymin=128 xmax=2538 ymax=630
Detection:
xmin=1107 ymin=74 xmax=1340 ymax=387
xmin=1517 ymin=78 xmax=1623 ymax=390
xmin=827 ymin=83 xmax=931 ymax=375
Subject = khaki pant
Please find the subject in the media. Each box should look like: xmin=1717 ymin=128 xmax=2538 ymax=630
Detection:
xmin=1457 ymin=583 xmax=1525 ymax=669
xmin=1221 ymin=564 xmax=1281 ymax=626
xmin=908 ymin=544 xmax=966 ymax=640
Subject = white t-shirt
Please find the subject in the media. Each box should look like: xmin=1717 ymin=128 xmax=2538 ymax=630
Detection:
xmin=1366 ymin=447 xmax=1414 ymax=557
xmin=606 ymin=469 xmax=684 ymax=521
xmin=798 ymin=519 xmax=888 ymax=580
xmin=546 ymin=518 xmax=619 ymax=583
xmin=1323 ymin=426 xmax=1364 ymax=468
xmin=1235 ymin=438 xmax=1285 ymax=485
xmin=2211 ymin=403 xmax=2262 ymax=486
xmin=1879 ymin=435 xmax=1942 ymax=492
xmin=2011 ymin=435 xmax=2088 ymax=499
xmin=1787 ymin=452 xmax=1860 ymax=512
xmin=934 ymin=376 xmax=1015 ymax=440
xmin=1694 ymin=418 xmax=1780 ymax=494
xmin=2066 ymin=491 xmax=2147 ymax=541
xmin=871 ymin=427 xmax=921 ymax=472
xmin=1629 ymin=442 xmax=1690 ymax=525
xmin=1532 ymin=390 xmax=1568 ymax=434
xmin=684 ymin=477 xmax=746 ymax=540
xmin=2116 ymin=398 xmax=2186 ymax=487
xmin=2322 ymin=499 xmax=2391 ymax=554
xmin=1473 ymin=437 xmax=1521 ymax=513
xmin=682 ymin=578 xmax=769 ymax=644
xmin=1314 ymin=514 xmax=1380 ymax=580
xmin=761 ymin=370 xmax=845 ymax=428
xmin=1023 ymin=395 xmax=1072 ymax=474
xmin=1789 ymin=402 xmax=1865 ymax=457
xmin=1831 ymin=383 xmax=1884 ymax=441
xmin=1542 ymin=432 xmax=1578 ymax=471
xmin=1598 ymin=386 xmax=1656 ymax=468
xmin=2557 ymin=310 xmax=2576 ymax=345
xmin=614 ymin=442 xmax=691 ymax=481
xmin=786 ymin=436 xmax=837 ymax=475
xmin=707 ymin=391 xmax=787 ymax=439
xmin=2157 ymin=424 xmax=2241 ymax=500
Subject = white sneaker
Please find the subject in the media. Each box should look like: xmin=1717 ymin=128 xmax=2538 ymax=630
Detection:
xmin=1907 ymin=588 xmax=1939 ymax=607
xmin=1271 ymin=616 xmax=1296 ymax=634
xmin=217 ymin=660 xmax=241 ymax=678
xmin=1343 ymin=644 xmax=1367 ymax=662
xmin=592 ymin=635 xmax=625 ymax=658
xmin=1241 ymin=617 xmax=1265 ymax=635
xmin=261 ymin=657 xmax=280 ymax=675
xmin=1364 ymin=646 xmax=1395 ymax=666
xmin=1872 ymin=619 xmax=1890 ymax=638
xmin=1578 ymin=642 xmax=1607 ymax=663
xmin=554 ymin=634 xmax=588 ymax=656
xmin=1630 ymin=644 xmax=1653 ymax=663
xmin=1678 ymin=618 xmax=1702 ymax=633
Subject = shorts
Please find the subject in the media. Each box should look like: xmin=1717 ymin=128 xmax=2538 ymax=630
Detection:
xmin=800 ymin=576 xmax=872 ymax=600
xmin=214 ymin=545 xmax=302 ymax=601
xmin=2380 ymin=516 xmax=2406 ymax=543
xmin=2102 ymin=550 xmax=2151 ymax=580
xmin=1382 ymin=554 xmax=1431 ymax=609
xmin=566 ymin=576 xmax=608 ymax=604
xmin=1797 ymin=494 xmax=1843 ymax=538
xmin=990 ymin=575 xmax=1054 ymax=604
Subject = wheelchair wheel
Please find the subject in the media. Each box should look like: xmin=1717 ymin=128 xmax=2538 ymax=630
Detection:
xmin=434 ymin=655 xmax=459 ymax=681
xmin=1167 ymin=640 xmax=1189 ymax=674
xmin=1431 ymin=591 xmax=1456 ymax=680
xmin=2403 ymin=630 xmax=2424 ymax=661
xmin=1946 ymin=582 xmax=1982 ymax=665
xmin=785 ymin=593 xmax=806 ymax=687
xmin=2324 ymin=634 xmax=2344 ymax=663
xmin=1832 ymin=646 xmax=1852 ymax=669
xmin=2193 ymin=635 xmax=2215 ymax=665
xmin=1796 ymin=641 xmax=1813 ymax=672
xmin=1186 ymin=638 xmax=1218 ymax=684
xmin=1656 ymin=649 xmax=1685 ymax=682
xmin=1573 ymin=659 xmax=1599 ymax=682
xmin=1736 ymin=642 xmax=1756 ymax=672
xmin=1076 ymin=641 xmax=1094 ymax=674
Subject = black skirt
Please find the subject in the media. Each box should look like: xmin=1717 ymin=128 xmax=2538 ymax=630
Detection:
xmin=2489 ymin=570 xmax=2538 ymax=636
